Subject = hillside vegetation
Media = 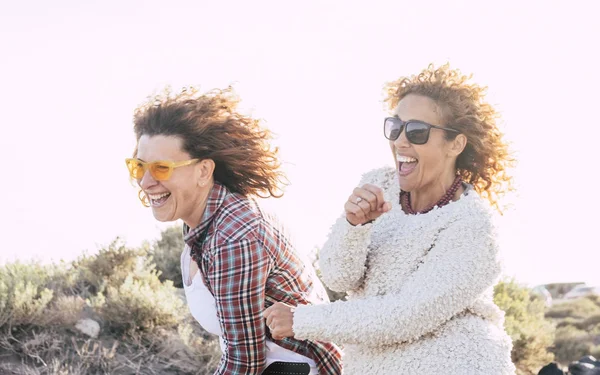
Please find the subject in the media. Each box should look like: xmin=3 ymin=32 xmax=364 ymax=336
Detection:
xmin=1 ymin=225 xmax=595 ymax=374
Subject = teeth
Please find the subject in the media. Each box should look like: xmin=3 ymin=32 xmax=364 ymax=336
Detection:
xmin=397 ymin=155 xmax=418 ymax=163
xmin=148 ymin=192 xmax=170 ymax=200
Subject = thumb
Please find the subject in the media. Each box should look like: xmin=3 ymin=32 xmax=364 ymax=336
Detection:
xmin=379 ymin=201 xmax=392 ymax=213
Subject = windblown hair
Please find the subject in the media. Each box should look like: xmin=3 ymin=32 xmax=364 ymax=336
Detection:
xmin=384 ymin=64 xmax=514 ymax=212
xmin=133 ymin=86 xmax=286 ymax=198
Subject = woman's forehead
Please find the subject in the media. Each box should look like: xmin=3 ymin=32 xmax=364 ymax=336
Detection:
xmin=394 ymin=94 xmax=444 ymax=126
xmin=137 ymin=134 xmax=188 ymax=160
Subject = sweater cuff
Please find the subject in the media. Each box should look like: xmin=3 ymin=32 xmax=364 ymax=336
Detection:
xmin=342 ymin=218 xmax=373 ymax=239
xmin=292 ymin=303 xmax=332 ymax=341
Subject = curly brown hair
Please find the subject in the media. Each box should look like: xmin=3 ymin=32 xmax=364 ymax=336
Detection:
xmin=132 ymin=86 xmax=286 ymax=198
xmin=384 ymin=63 xmax=514 ymax=211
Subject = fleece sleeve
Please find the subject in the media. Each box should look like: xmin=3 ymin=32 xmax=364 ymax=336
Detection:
xmin=293 ymin=213 xmax=501 ymax=346
xmin=317 ymin=167 xmax=395 ymax=293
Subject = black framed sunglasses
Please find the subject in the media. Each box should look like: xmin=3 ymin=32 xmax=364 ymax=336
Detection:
xmin=383 ymin=116 xmax=460 ymax=145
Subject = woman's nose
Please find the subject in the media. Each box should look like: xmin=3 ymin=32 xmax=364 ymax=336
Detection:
xmin=394 ymin=128 xmax=410 ymax=148
xmin=139 ymin=169 xmax=157 ymax=189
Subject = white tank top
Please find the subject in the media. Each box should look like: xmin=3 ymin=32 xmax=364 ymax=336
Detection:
xmin=180 ymin=247 xmax=318 ymax=374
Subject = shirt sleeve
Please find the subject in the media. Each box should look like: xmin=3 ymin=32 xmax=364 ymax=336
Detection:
xmin=206 ymin=237 xmax=272 ymax=374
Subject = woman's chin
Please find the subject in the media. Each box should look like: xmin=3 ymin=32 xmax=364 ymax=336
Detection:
xmin=151 ymin=207 xmax=175 ymax=222
xmin=398 ymin=175 xmax=415 ymax=192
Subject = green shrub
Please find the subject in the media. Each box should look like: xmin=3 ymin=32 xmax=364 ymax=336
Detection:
xmin=555 ymin=316 xmax=582 ymax=328
xmin=578 ymin=313 xmax=600 ymax=330
xmin=546 ymin=297 xmax=600 ymax=319
xmin=95 ymin=275 xmax=186 ymax=334
xmin=73 ymin=238 xmax=160 ymax=296
xmin=553 ymin=325 xmax=595 ymax=363
xmin=150 ymin=225 xmax=185 ymax=288
xmin=0 ymin=262 xmax=68 ymax=328
xmin=494 ymin=279 xmax=555 ymax=375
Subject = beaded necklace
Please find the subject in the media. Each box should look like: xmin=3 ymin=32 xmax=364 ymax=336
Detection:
xmin=400 ymin=175 xmax=462 ymax=215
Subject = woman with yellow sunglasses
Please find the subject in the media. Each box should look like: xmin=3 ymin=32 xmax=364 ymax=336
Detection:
xmin=126 ymin=87 xmax=342 ymax=375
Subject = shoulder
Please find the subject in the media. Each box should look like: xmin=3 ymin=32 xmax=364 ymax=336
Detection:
xmin=444 ymin=191 xmax=498 ymax=237
xmin=213 ymin=192 xmax=261 ymax=243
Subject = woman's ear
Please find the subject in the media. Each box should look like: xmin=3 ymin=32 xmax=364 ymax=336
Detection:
xmin=197 ymin=159 xmax=215 ymax=187
xmin=448 ymin=134 xmax=467 ymax=158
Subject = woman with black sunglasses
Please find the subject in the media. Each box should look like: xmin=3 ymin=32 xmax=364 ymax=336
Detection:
xmin=127 ymin=87 xmax=342 ymax=375
xmin=265 ymin=64 xmax=516 ymax=374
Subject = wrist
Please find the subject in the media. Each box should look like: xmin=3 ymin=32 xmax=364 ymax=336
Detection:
xmin=346 ymin=218 xmax=374 ymax=226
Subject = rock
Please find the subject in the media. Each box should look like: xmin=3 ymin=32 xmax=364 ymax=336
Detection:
xmin=75 ymin=318 xmax=100 ymax=338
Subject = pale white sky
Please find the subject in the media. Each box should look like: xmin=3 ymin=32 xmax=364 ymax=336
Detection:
xmin=1 ymin=0 xmax=599 ymax=287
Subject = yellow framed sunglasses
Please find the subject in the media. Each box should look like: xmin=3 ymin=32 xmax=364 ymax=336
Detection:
xmin=125 ymin=158 xmax=199 ymax=181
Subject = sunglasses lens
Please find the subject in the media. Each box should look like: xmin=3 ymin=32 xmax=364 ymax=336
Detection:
xmin=126 ymin=159 xmax=145 ymax=179
xmin=384 ymin=118 xmax=402 ymax=140
xmin=405 ymin=122 xmax=430 ymax=145
xmin=150 ymin=163 xmax=172 ymax=181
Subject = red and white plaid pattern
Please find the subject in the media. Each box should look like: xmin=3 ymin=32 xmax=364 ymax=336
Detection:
xmin=184 ymin=182 xmax=342 ymax=375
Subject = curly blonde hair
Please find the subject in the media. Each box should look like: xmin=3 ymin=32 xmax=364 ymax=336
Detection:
xmin=385 ymin=64 xmax=514 ymax=211
xmin=132 ymin=86 xmax=286 ymax=198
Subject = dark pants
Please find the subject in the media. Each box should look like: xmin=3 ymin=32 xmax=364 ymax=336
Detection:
xmin=262 ymin=361 xmax=311 ymax=375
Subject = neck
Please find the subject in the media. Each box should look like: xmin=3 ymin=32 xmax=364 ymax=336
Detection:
xmin=183 ymin=182 xmax=214 ymax=229
xmin=409 ymin=172 xmax=458 ymax=213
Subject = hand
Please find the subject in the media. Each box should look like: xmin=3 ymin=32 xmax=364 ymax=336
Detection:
xmin=264 ymin=302 xmax=296 ymax=340
xmin=345 ymin=183 xmax=392 ymax=226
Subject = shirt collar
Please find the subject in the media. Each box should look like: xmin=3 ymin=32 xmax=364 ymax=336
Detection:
xmin=183 ymin=182 xmax=228 ymax=247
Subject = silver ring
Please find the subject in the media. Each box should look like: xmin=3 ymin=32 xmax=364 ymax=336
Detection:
xmin=356 ymin=197 xmax=363 ymax=204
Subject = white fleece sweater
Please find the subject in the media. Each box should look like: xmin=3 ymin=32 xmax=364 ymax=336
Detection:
xmin=293 ymin=167 xmax=516 ymax=374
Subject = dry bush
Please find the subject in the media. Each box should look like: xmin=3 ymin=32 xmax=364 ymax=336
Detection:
xmin=553 ymin=325 xmax=595 ymax=363
xmin=0 ymin=318 xmax=220 ymax=375
xmin=546 ymin=297 xmax=600 ymax=319
xmin=43 ymin=295 xmax=86 ymax=327
xmin=94 ymin=275 xmax=186 ymax=334
xmin=549 ymin=296 xmax=600 ymax=364
xmin=0 ymin=237 xmax=221 ymax=375
xmin=72 ymin=238 xmax=159 ymax=297
xmin=0 ymin=262 xmax=55 ymax=328
xmin=150 ymin=225 xmax=185 ymax=288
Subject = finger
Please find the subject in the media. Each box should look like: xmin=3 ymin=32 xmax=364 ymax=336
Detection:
xmin=264 ymin=306 xmax=272 ymax=319
xmin=349 ymin=193 xmax=371 ymax=218
xmin=349 ymin=193 xmax=376 ymax=219
xmin=266 ymin=314 xmax=274 ymax=327
xmin=352 ymin=189 xmax=379 ymax=212
xmin=357 ymin=200 xmax=372 ymax=218
xmin=382 ymin=201 xmax=392 ymax=212
xmin=362 ymin=184 xmax=387 ymax=210
xmin=344 ymin=201 xmax=366 ymax=222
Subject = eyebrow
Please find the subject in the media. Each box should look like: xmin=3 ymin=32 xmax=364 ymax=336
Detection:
xmin=393 ymin=115 xmax=418 ymax=122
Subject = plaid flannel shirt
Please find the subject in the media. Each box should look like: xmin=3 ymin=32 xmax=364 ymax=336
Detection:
xmin=183 ymin=182 xmax=342 ymax=375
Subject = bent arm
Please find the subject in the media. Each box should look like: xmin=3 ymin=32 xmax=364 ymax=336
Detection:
xmin=294 ymin=215 xmax=501 ymax=346
xmin=318 ymin=217 xmax=373 ymax=292
xmin=318 ymin=167 xmax=395 ymax=292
